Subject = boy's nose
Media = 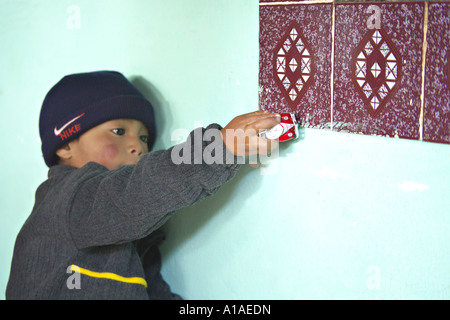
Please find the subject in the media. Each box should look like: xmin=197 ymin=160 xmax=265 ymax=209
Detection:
xmin=128 ymin=138 xmax=143 ymax=157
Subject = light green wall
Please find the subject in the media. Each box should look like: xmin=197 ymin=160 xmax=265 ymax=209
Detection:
xmin=161 ymin=130 xmax=450 ymax=299
xmin=0 ymin=0 xmax=449 ymax=300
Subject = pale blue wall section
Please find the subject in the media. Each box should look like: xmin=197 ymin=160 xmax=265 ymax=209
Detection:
xmin=0 ymin=0 xmax=449 ymax=300
xmin=161 ymin=130 xmax=450 ymax=299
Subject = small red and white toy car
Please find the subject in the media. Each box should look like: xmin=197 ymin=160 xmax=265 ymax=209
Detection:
xmin=259 ymin=112 xmax=299 ymax=142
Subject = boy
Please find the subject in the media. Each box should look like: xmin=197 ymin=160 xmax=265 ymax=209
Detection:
xmin=6 ymin=71 xmax=280 ymax=299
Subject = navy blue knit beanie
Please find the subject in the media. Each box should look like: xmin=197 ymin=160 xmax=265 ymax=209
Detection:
xmin=39 ymin=71 xmax=156 ymax=167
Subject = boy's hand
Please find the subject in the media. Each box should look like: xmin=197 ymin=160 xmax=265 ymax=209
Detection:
xmin=220 ymin=110 xmax=281 ymax=158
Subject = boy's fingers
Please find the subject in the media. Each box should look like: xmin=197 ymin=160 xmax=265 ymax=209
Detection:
xmin=241 ymin=110 xmax=279 ymax=122
xmin=248 ymin=114 xmax=281 ymax=131
xmin=241 ymin=110 xmax=271 ymax=117
xmin=258 ymin=137 xmax=279 ymax=155
xmin=247 ymin=136 xmax=278 ymax=156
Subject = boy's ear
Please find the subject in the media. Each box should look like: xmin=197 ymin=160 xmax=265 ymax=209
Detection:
xmin=55 ymin=144 xmax=72 ymax=161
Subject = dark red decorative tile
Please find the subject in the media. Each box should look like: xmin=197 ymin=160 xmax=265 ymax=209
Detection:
xmin=423 ymin=2 xmax=450 ymax=144
xmin=259 ymin=3 xmax=333 ymax=128
xmin=333 ymin=2 xmax=424 ymax=139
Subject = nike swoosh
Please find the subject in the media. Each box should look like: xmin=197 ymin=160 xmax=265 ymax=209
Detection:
xmin=54 ymin=113 xmax=85 ymax=136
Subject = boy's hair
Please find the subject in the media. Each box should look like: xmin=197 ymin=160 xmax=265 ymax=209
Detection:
xmin=39 ymin=71 xmax=156 ymax=167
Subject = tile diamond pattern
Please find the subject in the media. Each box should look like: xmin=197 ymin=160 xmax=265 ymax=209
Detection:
xmin=352 ymin=28 xmax=402 ymax=118
xmin=274 ymin=22 xmax=314 ymax=107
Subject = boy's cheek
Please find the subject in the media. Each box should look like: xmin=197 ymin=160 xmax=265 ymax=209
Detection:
xmin=97 ymin=144 xmax=121 ymax=169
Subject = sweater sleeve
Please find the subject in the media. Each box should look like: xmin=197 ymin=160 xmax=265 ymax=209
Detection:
xmin=69 ymin=124 xmax=241 ymax=249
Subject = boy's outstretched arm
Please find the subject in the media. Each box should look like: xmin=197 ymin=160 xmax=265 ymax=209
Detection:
xmin=220 ymin=110 xmax=281 ymax=157
xmin=68 ymin=111 xmax=281 ymax=248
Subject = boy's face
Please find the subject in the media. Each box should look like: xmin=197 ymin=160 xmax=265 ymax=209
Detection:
xmin=58 ymin=119 xmax=149 ymax=170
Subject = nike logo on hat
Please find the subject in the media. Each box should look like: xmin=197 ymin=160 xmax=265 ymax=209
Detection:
xmin=54 ymin=113 xmax=85 ymax=136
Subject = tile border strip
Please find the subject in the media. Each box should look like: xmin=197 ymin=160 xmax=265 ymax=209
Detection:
xmin=419 ymin=2 xmax=429 ymax=141
xmin=260 ymin=0 xmax=448 ymax=5
xmin=330 ymin=2 xmax=336 ymax=130
xmin=260 ymin=0 xmax=334 ymax=6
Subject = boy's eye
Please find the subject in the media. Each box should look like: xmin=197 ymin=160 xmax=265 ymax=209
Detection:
xmin=112 ymin=128 xmax=125 ymax=135
xmin=140 ymin=135 xmax=149 ymax=143
xmin=111 ymin=128 xmax=148 ymax=143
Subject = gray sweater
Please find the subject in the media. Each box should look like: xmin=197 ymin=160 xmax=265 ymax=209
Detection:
xmin=6 ymin=124 xmax=241 ymax=299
